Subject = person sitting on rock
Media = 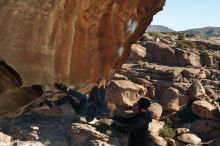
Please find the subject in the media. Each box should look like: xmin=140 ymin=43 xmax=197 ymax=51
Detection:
xmin=87 ymin=78 xmax=109 ymax=122
xmin=100 ymin=97 xmax=152 ymax=146
xmin=45 ymin=83 xmax=88 ymax=119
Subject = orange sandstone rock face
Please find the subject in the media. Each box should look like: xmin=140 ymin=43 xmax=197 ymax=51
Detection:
xmin=0 ymin=0 xmax=165 ymax=90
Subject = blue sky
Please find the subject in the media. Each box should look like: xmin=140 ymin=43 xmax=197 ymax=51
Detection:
xmin=151 ymin=0 xmax=220 ymax=31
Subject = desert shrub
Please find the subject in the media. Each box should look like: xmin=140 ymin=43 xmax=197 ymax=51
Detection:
xmin=159 ymin=124 xmax=176 ymax=139
xmin=198 ymin=44 xmax=208 ymax=50
xmin=177 ymin=33 xmax=185 ymax=40
xmin=137 ymin=60 xmax=145 ymax=68
xmin=175 ymin=41 xmax=189 ymax=48
xmin=175 ymin=40 xmax=197 ymax=49
xmin=148 ymin=32 xmax=161 ymax=40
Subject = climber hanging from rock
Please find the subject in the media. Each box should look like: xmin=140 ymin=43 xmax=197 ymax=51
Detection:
xmin=87 ymin=78 xmax=109 ymax=122
xmin=44 ymin=83 xmax=88 ymax=121
xmin=44 ymin=78 xmax=109 ymax=123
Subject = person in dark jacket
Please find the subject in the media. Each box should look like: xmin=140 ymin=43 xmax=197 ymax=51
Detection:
xmin=87 ymin=78 xmax=108 ymax=122
xmin=100 ymin=97 xmax=152 ymax=146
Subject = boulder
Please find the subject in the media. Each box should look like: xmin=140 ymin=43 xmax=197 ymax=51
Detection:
xmin=175 ymin=49 xmax=201 ymax=67
xmin=166 ymin=138 xmax=185 ymax=146
xmin=204 ymin=69 xmax=212 ymax=79
xmin=176 ymin=128 xmax=190 ymax=135
xmin=160 ymin=38 xmax=173 ymax=45
xmin=148 ymin=120 xmax=165 ymax=136
xmin=171 ymin=83 xmax=191 ymax=92
xmin=196 ymin=70 xmax=207 ymax=79
xmin=151 ymin=135 xmax=167 ymax=146
xmin=0 ymin=132 xmax=12 ymax=143
xmin=148 ymin=103 xmax=163 ymax=120
xmin=112 ymin=73 xmax=128 ymax=80
xmin=71 ymin=123 xmax=118 ymax=146
xmin=143 ymin=61 xmax=182 ymax=82
xmin=159 ymin=87 xmax=189 ymax=112
xmin=0 ymin=62 xmax=22 ymax=93
xmin=181 ymin=68 xmax=200 ymax=80
xmin=152 ymin=80 xmax=173 ymax=98
xmin=6 ymin=140 xmax=45 ymax=146
xmin=191 ymin=120 xmax=220 ymax=134
xmin=201 ymin=52 xmax=214 ymax=67
xmin=129 ymin=44 xmax=147 ymax=60
xmin=144 ymin=42 xmax=178 ymax=66
xmin=131 ymin=78 xmax=152 ymax=86
xmin=191 ymin=100 xmax=216 ymax=119
xmin=0 ymin=131 xmax=44 ymax=146
xmin=131 ymin=78 xmax=156 ymax=99
xmin=105 ymin=80 xmax=147 ymax=108
xmin=0 ymin=126 xmax=44 ymax=146
xmin=139 ymin=33 xmax=154 ymax=42
xmin=146 ymin=86 xmax=156 ymax=99
xmin=0 ymin=87 xmax=42 ymax=117
xmin=32 ymin=103 xmax=76 ymax=119
xmin=86 ymin=140 xmax=117 ymax=146
xmin=205 ymin=88 xmax=219 ymax=101
xmin=177 ymin=133 xmax=201 ymax=145
xmin=116 ymin=68 xmax=133 ymax=79
xmin=187 ymin=81 xmax=206 ymax=100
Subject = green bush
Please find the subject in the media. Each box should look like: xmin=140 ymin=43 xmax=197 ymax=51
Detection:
xmin=177 ymin=33 xmax=185 ymax=40
xmin=198 ymin=44 xmax=208 ymax=50
xmin=159 ymin=124 xmax=176 ymax=139
xmin=175 ymin=40 xmax=197 ymax=49
xmin=137 ymin=60 xmax=145 ymax=68
xmin=148 ymin=32 xmax=161 ymax=40
xmin=175 ymin=41 xmax=189 ymax=48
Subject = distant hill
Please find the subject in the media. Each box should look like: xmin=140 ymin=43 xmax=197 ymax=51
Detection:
xmin=146 ymin=25 xmax=175 ymax=32
xmin=184 ymin=27 xmax=220 ymax=36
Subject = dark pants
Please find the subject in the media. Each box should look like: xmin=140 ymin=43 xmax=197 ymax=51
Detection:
xmin=66 ymin=90 xmax=88 ymax=117
xmin=47 ymin=90 xmax=88 ymax=117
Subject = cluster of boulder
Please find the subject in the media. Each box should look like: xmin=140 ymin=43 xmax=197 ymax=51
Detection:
xmin=134 ymin=32 xmax=220 ymax=68
xmin=104 ymin=32 xmax=220 ymax=145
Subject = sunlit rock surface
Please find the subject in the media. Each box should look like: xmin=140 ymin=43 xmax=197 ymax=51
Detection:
xmin=0 ymin=0 xmax=165 ymax=89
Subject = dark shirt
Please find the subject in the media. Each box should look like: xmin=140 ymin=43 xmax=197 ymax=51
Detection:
xmin=87 ymin=86 xmax=108 ymax=120
xmin=111 ymin=112 xmax=152 ymax=146
xmin=93 ymin=87 xmax=105 ymax=107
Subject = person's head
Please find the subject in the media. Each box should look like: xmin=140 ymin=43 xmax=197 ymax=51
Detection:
xmin=133 ymin=97 xmax=151 ymax=113
xmin=97 ymin=77 xmax=105 ymax=87
xmin=54 ymin=83 xmax=68 ymax=92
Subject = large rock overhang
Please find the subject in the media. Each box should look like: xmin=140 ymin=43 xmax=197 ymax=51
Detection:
xmin=0 ymin=0 xmax=165 ymax=91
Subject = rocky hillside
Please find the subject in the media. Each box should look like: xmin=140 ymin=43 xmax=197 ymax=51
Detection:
xmin=184 ymin=27 xmax=220 ymax=36
xmin=107 ymin=32 xmax=219 ymax=145
xmin=146 ymin=25 xmax=175 ymax=32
